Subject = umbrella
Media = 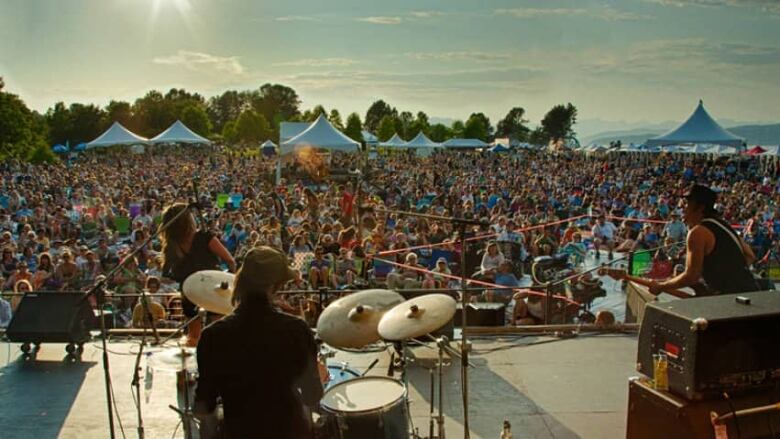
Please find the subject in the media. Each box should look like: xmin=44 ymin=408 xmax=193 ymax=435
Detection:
xmin=74 ymin=143 xmax=87 ymax=152
xmin=52 ymin=144 xmax=69 ymax=153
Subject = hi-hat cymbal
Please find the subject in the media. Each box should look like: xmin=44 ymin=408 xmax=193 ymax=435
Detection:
xmin=182 ymin=270 xmax=235 ymax=315
xmin=378 ymin=294 xmax=457 ymax=341
xmin=317 ymin=289 xmax=405 ymax=349
xmin=149 ymin=347 xmax=198 ymax=372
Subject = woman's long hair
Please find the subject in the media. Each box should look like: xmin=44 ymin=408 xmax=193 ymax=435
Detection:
xmin=160 ymin=203 xmax=195 ymax=271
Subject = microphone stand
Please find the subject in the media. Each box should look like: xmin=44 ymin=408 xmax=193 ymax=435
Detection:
xmin=80 ymin=199 xmax=198 ymax=439
xmin=131 ymin=301 xmax=150 ymax=439
xmin=373 ymin=207 xmax=487 ymax=439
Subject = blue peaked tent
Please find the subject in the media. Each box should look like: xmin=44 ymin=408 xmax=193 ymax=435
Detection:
xmin=489 ymin=143 xmax=510 ymax=153
xmin=646 ymin=100 xmax=744 ymax=148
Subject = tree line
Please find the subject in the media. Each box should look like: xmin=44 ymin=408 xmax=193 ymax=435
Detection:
xmin=0 ymin=77 xmax=578 ymax=162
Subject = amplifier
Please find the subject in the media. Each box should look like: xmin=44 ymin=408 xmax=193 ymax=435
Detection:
xmin=638 ymin=291 xmax=780 ymax=400
xmin=626 ymin=377 xmax=780 ymax=439
xmin=455 ymin=302 xmax=505 ymax=327
xmin=6 ymin=292 xmax=95 ymax=345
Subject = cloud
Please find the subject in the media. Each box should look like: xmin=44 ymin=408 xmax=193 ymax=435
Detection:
xmin=409 ymin=11 xmax=446 ymax=18
xmin=495 ymin=6 xmax=651 ymax=21
xmin=405 ymin=51 xmax=513 ymax=62
xmin=355 ymin=16 xmax=403 ymax=25
xmin=274 ymin=15 xmax=321 ymax=22
xmin=647 ymin=0 xmax=780 ymax=12
xmin=272 ymin=58 xmax=359 ymax=67
xmin=152 ymin=50 xmax=245 ymax=75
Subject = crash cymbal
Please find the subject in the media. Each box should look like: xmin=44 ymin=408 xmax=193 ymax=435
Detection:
xmin=148 ymin=347 xmax=198 ymax=372
xmin=182 ymin=270 xmax=235 ymax=315
xmin=316 ymin=289 xmax=405 ymax=349
xmin=378 ymin=294 xmax=457 ymax=341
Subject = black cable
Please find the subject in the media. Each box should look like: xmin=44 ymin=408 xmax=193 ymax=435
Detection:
xmin=109 ymin=377 xmax=127 ymax=439
xmin=171 ymin=420 xmax=182 ymax=439
xmin=724 ymin=392 xmax=741 ymax=439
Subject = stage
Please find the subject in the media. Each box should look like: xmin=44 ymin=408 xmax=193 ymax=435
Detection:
xmin=0 ymin=332 xmax=638 ymax=439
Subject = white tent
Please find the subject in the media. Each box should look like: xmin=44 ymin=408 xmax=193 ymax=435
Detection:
xmin=761 ymin=145 xmax=780 ymax=157
xmin=280 ymin=114 xmax=360 ymax=154
xmin=442 ymin=138 xmax=488 ymax=149
xmin=647 ymin=100 xmax=744 ymax=148
xmin=86 ymin=122 xmax=148 ymax=148
xmin=361 ymin=130 xmax=378 ymax=145
xmin=150 ymin=120 xmax=210 ymax=144
xmin=280 ymin=122 xmax=312 ymax=144
xmin=380 ymin=133 xmax=408 ymax=148
xmin=405 ymin=132 xmax=442 ymax=149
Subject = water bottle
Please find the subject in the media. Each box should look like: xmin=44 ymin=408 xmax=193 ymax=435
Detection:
xmin=144 ymin=352 xmax=153 ymax=403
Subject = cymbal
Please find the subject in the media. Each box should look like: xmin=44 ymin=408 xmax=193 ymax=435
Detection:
xmin=182 ymin=270 xmax=235 ymax=315
xmin=378 ymin=294 xmax=457 ymax=341
xmin=148 ymin=347 xmax=198 ymax=372
xmin=317 ymin=289 xmax=405 ymax=349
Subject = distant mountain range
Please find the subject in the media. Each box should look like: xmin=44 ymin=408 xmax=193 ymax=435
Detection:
xmin=583 ymin=123 xmax=780 ymax=146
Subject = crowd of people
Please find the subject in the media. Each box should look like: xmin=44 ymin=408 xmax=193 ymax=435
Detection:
xmin=1 ymin=144 xmax=779 ymax=328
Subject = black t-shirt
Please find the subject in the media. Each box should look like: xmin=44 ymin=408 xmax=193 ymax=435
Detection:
xmin=700 ymin=217 xmax=759 ymax=295
xmin=165 ymin=230 xmax=220 ymax=284
xmin=196 ymin=297 xmax=322 ymax=438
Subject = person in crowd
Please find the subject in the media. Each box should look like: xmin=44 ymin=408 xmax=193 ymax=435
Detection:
xmin=387 ymin=252 xmax=425 ymax=290
xmin=331 ymin=247 xmax=357 ymax=289
xmin=479 ymin=241 xmax=505 ymax=281
xmin=307 ymin=246 xmax=331 ymax=289
xmin=592 ymin=216 xmax=618 ymax=260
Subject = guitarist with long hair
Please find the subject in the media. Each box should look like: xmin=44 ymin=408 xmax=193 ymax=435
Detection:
xmin=646 ymin=184 xmax=758 ymax=296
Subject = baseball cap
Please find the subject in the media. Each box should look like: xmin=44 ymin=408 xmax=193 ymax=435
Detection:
xmin=684 ymin=184 xmax=717 ymax=210
xmin=238 ymin=246 xmax=296 ymax=286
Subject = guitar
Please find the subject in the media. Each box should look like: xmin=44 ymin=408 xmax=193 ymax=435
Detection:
xmin=597 ymin=267 xmax=704 ymax=299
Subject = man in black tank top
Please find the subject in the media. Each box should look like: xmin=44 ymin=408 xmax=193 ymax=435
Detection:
xmin=649 ymin=184 xmax=758 ymax=296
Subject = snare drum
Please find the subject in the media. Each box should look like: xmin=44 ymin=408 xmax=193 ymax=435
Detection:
xmin=320 ymin=376 xmax=410 ymax=439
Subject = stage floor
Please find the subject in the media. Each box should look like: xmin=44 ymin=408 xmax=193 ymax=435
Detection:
xmin=0 ymin=331 xmax=638 ymax=439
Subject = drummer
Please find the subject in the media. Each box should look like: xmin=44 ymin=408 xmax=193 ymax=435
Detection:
xmin=194 ymin=246 xmax=323 ymax=438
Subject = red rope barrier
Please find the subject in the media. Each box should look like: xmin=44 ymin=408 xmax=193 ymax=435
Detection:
xmin=372 ymin=256 xmax=582 ymax=306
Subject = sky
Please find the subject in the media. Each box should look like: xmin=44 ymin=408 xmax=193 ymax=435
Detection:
xmin=2 ymin=0 xmax=780 ymax=133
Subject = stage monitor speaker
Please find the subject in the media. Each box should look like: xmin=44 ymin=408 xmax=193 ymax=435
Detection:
xmin=456 ymin=302 xmax=506 ymax=327
xmin=638 ymin=290 xmax=780 ymax=400
xmin=626 ymin=377 xmax=780 ymax=439
xmin=5 ymin=292 xmax=95 ymax=344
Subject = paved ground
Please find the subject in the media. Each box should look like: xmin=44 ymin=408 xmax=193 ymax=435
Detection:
xmin=0 ymin=331 xmax=638 ymax=439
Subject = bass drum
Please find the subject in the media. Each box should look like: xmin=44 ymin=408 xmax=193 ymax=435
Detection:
xmin=320 ymin=376 xmax=410 ymax=439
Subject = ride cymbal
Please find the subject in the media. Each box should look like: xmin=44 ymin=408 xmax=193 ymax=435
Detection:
xmin=317 ymin=289 xmax=405 ymax=349
xmin=182 ymin=270 xmax=235 ymax=316
xmin=378 ymin=294 xmax=457 ymax=341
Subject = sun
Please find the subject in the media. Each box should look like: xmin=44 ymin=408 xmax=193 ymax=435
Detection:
xmin=147 ymin=0 xmax=195 ymax=40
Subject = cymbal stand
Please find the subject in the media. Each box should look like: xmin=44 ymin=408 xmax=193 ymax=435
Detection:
xmin=157 ymin=309 xmax=206 ymax=347
xmin=428 ymin=367 xmax=435 ymax=439
xmin=176 ymin=345 xmax=197 ymax=439
xmin=436 ymin=336 xmax=448 ymax=439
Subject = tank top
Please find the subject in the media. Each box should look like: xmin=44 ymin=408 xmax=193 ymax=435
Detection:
xmin=700 ymin=217 xmax=758 ymax=295
xmin=165 ymin=230 xmax=221 ymax=283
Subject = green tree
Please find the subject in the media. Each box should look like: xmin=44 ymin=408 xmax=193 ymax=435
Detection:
xmin=235 ymin=110 xmax=270 ymax=145
xmin=463 ymin=113 xmax=493 ymax=141
xmin=328 ymin=109 xmax=344 ymax=131
xmin=253 ymin=83 xmax=301 ymax=125
xmin=450 ymin=120 xmax=465 ymax=138
xmin=105 ymin=100 xmax=134 ymax=130
xmin=540 ymin=103 xmax=578 ymax=142
xmin=222 ymin=120 xmax=238 ymax=145
xmin=0 ymin=81 xmax=45 ymax=160
xmin=344 ymin=113 xmax=364 ymax=143
xmin=377 ymin=115 xmax=397 ymax=142
xmin=364 ymin=99 xmax=397 ymax=132
xmin=181 ymin=104 xmax=212 ymax=137
xmin=45 ymin=102 xmax=72 ymax=146
xmin=68 ymin=103 xmax=106 ymax=144
xmin=428 ymin=123 xmax=450 ymax=142
xmin=396 ymin=111 xmax=414 ymax=138
xmin=27 ymin=141 xmax=57 ymax=164
xmin=528 ymin=126 xmax=547 ymax=146
xmin=411 ymin=111 xmax=430 ymax=137
xmin=495 ymin=107 xmax=530 ymax=141
xmin=206 ymin=90 xmax=247 ymax=134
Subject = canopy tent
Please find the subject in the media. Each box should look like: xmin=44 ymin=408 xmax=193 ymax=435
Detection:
xmin=442 ymin=138 xmax=488 ymax=149
xmin=361 ymin=130 xmax=378 ymax=145
xmin=86 ymin=122 xmax=148 ymax=148
xmin=52 ymin=144 xmax=68 ymax=153
xmin=280 ymin=114 xmax=360 ymax=154
xmin=261 ymin=140 xmax=278 ymax=157
xmin=279 ymin=122 xmax=312 ymax=144
xmin=646 ymin=100 xmax=744 ymax=148
xmin=380 ymin=133 xmax=408 ymax=148
xmin=746 ymin=146 xmax=767 ymax=156
xmin=404 ymin=132 xmax=442 ymax=149
xmin=150 ymin=120 xmax=210 ymax=144
xmin=488 ymin=143 xmax=510 ymax=153
xmin=74 ymin=143 xmax=87 ymax=152
xmin=761 ymin=145 xmax=780 ymax=157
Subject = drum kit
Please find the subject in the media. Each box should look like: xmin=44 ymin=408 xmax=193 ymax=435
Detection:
xmin=142 ymin=270 xmax=465 ymax=439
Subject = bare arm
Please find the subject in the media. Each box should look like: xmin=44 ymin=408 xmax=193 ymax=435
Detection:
xmin=653 ymin=226 xmax=711 ymax=293
xmin=208 ymin=236 xmax=236 ymax=272
xmin=740 ymin=238 xmax=756 ymax=265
